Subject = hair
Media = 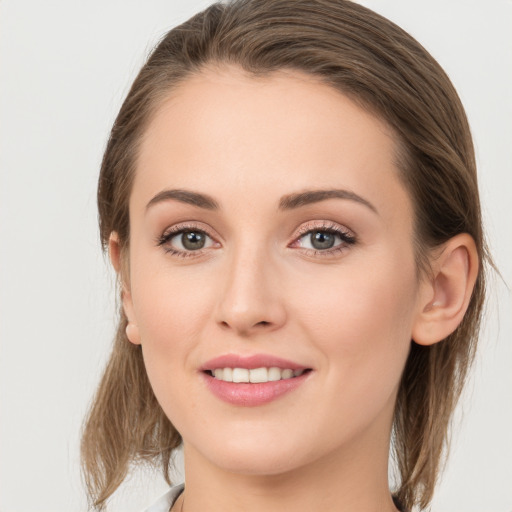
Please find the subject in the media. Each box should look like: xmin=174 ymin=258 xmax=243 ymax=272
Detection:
xmin=81 ymin=0 xmax=488 ymax=510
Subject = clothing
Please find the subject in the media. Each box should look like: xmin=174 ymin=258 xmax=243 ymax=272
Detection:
xmin=144 ymin=484 xmax=184 ymax=512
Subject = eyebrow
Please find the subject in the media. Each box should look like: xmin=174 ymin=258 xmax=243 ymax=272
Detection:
xmin=278 ymin=189 xmax=378 ymax=214
xmin=146 ymin=189 xmax=219 ymax=211
xmin=146 ymin=188 xmax=378 ymax=215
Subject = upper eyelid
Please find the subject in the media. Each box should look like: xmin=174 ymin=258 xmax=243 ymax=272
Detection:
xmin=157 ymin=220 xmax=355 ymax=248
xmin=293 ymin=220 xmax=355 ymax=238
xmin=159 ymin=220 xmax=351 ymax=236
xmin=160 ymin=221 xmax=217 ymax=238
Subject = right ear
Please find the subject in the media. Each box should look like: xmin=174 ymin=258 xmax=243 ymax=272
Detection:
xmin=109 ymin=232 xmax=141 ymax=345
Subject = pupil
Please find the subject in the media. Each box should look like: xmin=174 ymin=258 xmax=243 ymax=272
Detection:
xmin=182 ymin=231 xmax=205 ymax=250
xmin=311 ymin=231 xmax=335 ymax=250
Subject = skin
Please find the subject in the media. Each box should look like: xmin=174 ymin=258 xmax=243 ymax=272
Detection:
xmin=110 ymin=66 xmax=478 ymax=512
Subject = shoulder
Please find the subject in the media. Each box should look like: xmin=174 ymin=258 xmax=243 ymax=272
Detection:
xmin=143 ymin=484 xmax=184 ymax=512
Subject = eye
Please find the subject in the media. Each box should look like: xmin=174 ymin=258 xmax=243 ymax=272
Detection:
xmin=291 ymin=222 xmax=356 ymax=255
xmin=157 ymin=225 xmax=218 ymax=257
xmin=171 ymin=230 xmax=213 ymax=251
xmin=300 ymin=230 xmax=339 ymax=250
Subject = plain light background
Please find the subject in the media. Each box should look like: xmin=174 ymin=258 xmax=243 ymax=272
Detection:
xmin=0 ymin=1 xmax=511 ymax=511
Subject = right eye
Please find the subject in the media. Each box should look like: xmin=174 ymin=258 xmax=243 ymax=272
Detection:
xmin=157 ymin=225 xmax=218 ymax=258
xmin=170 ymin=230 xmax=214 ymax=251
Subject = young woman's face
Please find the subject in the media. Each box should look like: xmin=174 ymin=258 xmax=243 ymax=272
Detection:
xmin=122 ymin=67 xmax=426 ymax=476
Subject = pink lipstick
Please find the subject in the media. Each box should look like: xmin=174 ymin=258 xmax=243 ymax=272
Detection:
xmin=200 ymin=353 xmax=312 ymax=406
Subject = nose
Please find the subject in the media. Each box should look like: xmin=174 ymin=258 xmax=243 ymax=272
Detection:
xmin=214 ymin=245 xmax=287 ymax=336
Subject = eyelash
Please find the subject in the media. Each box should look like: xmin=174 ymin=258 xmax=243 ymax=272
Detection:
xmin=156 ymin=221 xmax=357 ymax=259
xmin=292 ymin=221 xmax=357 ymax=257
xmin=156 ymin=222 xmax=216 ymax=259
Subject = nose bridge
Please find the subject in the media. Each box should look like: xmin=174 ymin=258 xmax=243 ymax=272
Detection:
xmin=215 ymin=235 xmax=286 ymax=334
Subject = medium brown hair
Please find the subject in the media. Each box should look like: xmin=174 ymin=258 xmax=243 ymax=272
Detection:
xmin=81 ymin=1 xmax=488 ymax=509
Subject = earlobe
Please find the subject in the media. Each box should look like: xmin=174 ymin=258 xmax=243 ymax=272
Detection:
xmin=412 ymin=233 xmax=479 ymax=346
xmin=109 ymin=232 xmax=142 ymax=346
xmin=126 ymin=321 xmax=141 ymax=345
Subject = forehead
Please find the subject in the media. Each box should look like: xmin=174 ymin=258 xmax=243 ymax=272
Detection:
xmin=134 ymin=66 xmax=412 ymax=225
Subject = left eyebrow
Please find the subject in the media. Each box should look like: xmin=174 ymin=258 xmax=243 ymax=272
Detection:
xmin=278 ymin=189 xmax=379 ymax=215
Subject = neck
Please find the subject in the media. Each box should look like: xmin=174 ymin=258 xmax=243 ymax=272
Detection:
xmin=180 ymin=421 xmax=398 ymax=512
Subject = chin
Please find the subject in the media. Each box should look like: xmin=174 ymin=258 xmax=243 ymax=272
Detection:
xmin=187 ymin=426 xmax=323 ymax=477
xmin=210 ymin=449 xmax=303 ymax=476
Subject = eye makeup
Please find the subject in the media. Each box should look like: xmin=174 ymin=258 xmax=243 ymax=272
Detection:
xmin=290 ymin=220 xmax=357 ymax=258
xmin=155 ymin=219 xmax=357 ymax=260
xmin=155 ymin=221 xmax=219 ymax=258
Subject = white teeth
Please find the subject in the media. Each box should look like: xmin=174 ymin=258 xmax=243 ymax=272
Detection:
xmin=232 ymin=368 xmax=250 ymax=383
xmin=210 ymin=367 xmax=306 ymax=383
xmin=223 ymin=367 xmax=233 ymax=382
xmin=249 ymin=367 xmax=268 ymax=383
xmin=268 ymin=367 xmax=281 ymax=381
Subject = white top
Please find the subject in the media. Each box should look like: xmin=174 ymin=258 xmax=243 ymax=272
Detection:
xmin=144 ymin=484 xmax=184 ymax=512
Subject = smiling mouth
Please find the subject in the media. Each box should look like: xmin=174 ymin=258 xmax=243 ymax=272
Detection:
xmin=205 ymin=367 xmax=312 ymax=383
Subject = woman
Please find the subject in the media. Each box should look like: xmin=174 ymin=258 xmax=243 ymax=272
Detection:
xmin=81 ymin=1 xmax=489 ymax=510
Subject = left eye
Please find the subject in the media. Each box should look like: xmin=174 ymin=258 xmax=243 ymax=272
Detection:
xmin=168 ymin=230 xmax=215 ymax=251
xmin=297 ymin=229 xmax=351 ymax=250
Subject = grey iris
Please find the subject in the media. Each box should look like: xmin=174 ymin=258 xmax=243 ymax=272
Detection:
xmin=311 ymin=231 xmax=335 ymax=249
xmin=182 ymin=231 xmax=206 ymax=250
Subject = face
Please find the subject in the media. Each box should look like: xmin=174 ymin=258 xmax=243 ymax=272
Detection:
xmin=120 ymin=66 xmax=426 ymax=477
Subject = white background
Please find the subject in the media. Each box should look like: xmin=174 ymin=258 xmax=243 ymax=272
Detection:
xmin=0 ymin=1 xmax=511 ymax=511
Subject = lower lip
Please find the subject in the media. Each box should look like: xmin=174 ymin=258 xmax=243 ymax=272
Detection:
xmin=202 ymin=371 xmax=311 ymax=406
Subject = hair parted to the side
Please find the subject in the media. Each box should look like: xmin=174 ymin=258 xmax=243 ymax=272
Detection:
xmin=81 ymin=0 xmax=488 ymax=510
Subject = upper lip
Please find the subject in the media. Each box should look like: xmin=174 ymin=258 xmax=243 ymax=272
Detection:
xmin=200 ymin=353 xmax=310 ymax=371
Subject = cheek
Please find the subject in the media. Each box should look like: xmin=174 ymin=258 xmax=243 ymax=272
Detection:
xmin=292 ymin=262 xmax=417 ymax=439
xmin=127 ymin=256 xmax=215 ymax=408
xmin=294 ymin=252 xmax=417 ymax=380
xmin=130 ymin=251 xmax=213 ymax=343
xmin=131 ymin=265 xmax=212 ymax=424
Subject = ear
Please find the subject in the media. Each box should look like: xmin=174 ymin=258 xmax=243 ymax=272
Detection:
xmin=109 ymin=232 xmax=141 ymax=345
xmin=412 ymin=233 xmax=479 ymax=346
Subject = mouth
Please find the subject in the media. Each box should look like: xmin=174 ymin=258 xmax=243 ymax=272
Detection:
xmin=204 ymin=367 xmax=312 ymax=383
xmin=200 ymin=354 xmax=313 ymax=406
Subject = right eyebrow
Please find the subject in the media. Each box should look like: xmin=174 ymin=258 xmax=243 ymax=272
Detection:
xmin=145 ymin=189 xmax=220 ymax=211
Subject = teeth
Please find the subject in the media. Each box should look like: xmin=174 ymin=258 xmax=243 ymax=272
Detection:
xmin=210 ymin=367 xmax=306 ymax=383
xmin=281 ymin=369 xmax=293 ymax=379
xmin=268 ymin=367 xmax=281 ymax=381
xmin=249 ymin=367 xmax=268 ymax=383
xmin=232 ymin=368 xmax=249 ymax=383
